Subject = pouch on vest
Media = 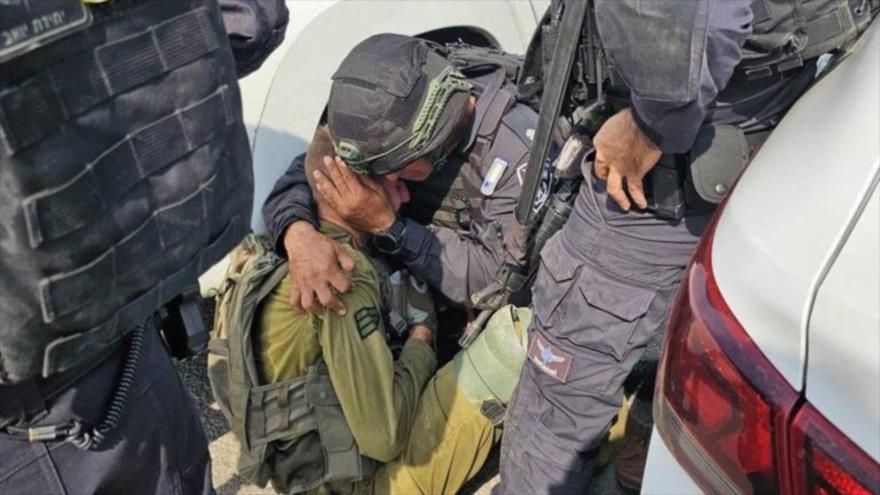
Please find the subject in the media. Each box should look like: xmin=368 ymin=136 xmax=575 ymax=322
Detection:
xmin=207 ymin=234 xmax=375 ymax=493
xmin=686 ymin=125 xmax=750 ymax=204
xmin=445 ymin=42 xmax=525 ymax=100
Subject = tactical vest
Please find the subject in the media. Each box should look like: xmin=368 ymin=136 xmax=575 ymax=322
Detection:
xmin=208 ymin=235 xmax=375 ymax=493
xmin=404 ymin=69 xmax=517 ymax=234
xmin=739 ymin=0 xmax=879 ymax=79
xmin=594 ymin=0 xmax=878 ymax=107
xmin=0 ymin=0 xmax=252 ymax=383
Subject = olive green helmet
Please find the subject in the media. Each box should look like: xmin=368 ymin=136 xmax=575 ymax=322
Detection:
xmin=327 ymin=34 xmax=472 ymax=176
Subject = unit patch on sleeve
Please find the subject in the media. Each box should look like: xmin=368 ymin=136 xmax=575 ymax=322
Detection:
xmin=355 ymin=307 xmax=380 ymax=339
xmin=528 ymin=332 xmax=573 ymax=383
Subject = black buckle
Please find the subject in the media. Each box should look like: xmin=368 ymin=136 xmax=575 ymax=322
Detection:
xmin=158 ymin=286 xmax=208 ymax=360
xmin=480 ymin=400 xmax=507 ymax=426
xmin=744 ymin=53 xmax=804 ymax=81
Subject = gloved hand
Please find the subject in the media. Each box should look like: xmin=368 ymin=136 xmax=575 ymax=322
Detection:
xmin=384 ymin=270 xmax=438 ymax=334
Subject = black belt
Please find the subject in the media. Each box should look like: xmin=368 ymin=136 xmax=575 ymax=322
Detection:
xmin=0 ymin=340 xmax=123 ymax=425
xmin=0 ymin=322 xmax=146 ymax=449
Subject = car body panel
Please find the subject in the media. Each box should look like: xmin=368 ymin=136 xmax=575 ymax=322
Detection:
xmin=806 ymin=186 xmax=880 ymax=462
xmin=711 ymin=20 xmax=880 ymax=390
xmin=642 ymin=428 xmax=703 ymax=494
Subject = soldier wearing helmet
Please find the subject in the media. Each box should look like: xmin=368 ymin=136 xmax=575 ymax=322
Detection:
xmin=262 ymin=33 xmax=547 ymax=314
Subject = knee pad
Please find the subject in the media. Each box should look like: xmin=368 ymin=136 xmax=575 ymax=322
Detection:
xmin=452 ymin=305 xmax=530 ymax=408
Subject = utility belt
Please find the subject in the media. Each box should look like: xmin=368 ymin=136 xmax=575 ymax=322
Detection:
xmin=0 ymin=321 xmax=147 ymax=449
xmin=645 ymin=125 xmax=771 ymax=220
xmin=0 ymin=294 xmax=208 ymax=449
xmin=0 ymin=340 xmax=125 ymax=429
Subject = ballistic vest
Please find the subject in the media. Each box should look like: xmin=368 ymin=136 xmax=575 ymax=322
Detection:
xmin=0 ymin=0 xmax=253 ymax=383
xmin=208 ymin=235 xmax=529 ymax=491
xmin=404 ymin=71 xmax=516 ymax=234
xmin=208 ymin=235 xmax=375 ymax=493
xmin=739 ymin=0 xmax=879 ymax=78
xmin=595 ymin=0 xmax=879 ymax=107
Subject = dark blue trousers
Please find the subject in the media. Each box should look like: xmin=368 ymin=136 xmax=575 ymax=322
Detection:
xmin=496 ymin=176 xmax=710 ymax=494
xmin=0 ymin=327 xmax=212 ymax=495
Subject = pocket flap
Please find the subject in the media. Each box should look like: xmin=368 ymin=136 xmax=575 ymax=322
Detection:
xmin=540 ymin=234 xmax=579 ymax=282
xmin=688 ymin=125 xmax=749 ymax=203
xmin=579 ymin=270 xmax=654 ymax=322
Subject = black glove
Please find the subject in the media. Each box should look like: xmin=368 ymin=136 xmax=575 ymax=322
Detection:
xmin=220 ymin=0 xmax=289 ymax=78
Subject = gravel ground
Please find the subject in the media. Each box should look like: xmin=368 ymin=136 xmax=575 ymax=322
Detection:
xmin=176 ymin=356 xmax=619 ymax=495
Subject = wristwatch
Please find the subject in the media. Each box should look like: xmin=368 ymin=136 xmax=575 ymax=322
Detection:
xmin=373 ymin=217 xmax=407 ymax=254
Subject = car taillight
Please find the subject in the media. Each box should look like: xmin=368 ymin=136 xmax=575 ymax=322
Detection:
xmin=655 ymin=220 xmax=798 ymax=494
xmin=655 ymin=215 xmax=880 ymax=495
xmin=790 ymin=403 xmax=880 ymax=495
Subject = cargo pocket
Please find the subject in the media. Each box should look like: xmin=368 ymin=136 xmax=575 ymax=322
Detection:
xmin=532 ymin=234 xmax=581 ymax=327
xmin=564 ymin=267 xmax=656 ymax=361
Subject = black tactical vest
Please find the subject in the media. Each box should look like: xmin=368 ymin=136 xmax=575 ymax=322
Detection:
xmin=0 ymin=0 xmax=252 ymax=383
xmin=595 ymin=0 xmax=878 ymax=106
xmin=739 ymin=0 xmax=878 ymax=78
xmin=404 ymin=71 xmax=515 ymax=234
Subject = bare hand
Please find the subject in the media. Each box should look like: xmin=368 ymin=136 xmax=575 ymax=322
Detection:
xmin=313 ymin=156 xmax=396 ymax=233
xmin=283 ymin=221 xmax=355 ymax=315
xmin=593 ymin=108 xmax=662 ymax=211
xmin=407 ymin=324 xmax=434 ymax=346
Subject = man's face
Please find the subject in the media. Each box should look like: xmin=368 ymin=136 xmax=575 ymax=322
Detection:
xmin=384 ymin=158 xmax=434 ymax=183
xmin=376 ymin=158 xmax=433 ymax=212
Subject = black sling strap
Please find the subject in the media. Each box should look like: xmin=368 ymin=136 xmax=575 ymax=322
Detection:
xmin=515 ymin=0 xmax=588 ymax=225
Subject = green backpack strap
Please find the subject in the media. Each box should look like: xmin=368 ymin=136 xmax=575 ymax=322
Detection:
xmin=229 ymin=260 xmax=289 ymax=450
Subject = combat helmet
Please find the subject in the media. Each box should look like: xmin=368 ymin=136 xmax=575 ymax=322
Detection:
xmin=327 ymin=33 xmax=472 ymax=175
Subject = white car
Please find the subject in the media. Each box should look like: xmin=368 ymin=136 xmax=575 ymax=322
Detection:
xmin=642 ymin=18 xmax=880 ymax=495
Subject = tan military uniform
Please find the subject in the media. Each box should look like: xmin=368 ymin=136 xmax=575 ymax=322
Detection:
xmin=257 ymin=222 xmax=504 ymax=494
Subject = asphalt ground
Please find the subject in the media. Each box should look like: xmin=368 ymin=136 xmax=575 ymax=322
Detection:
xmin=176 ymin=355 xmax=621 ymax=495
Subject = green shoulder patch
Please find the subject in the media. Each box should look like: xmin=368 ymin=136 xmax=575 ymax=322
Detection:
xmin=354 ymin=307 xmax=380 ymax=339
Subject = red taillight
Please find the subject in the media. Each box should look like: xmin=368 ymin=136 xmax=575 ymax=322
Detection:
xmin=790 ymin=403 xmax=880 ymax=495
xmin=655 ymin=216 xmax=880 ymax=495
xmin=655 ymin=221 xmax=798 ymax=494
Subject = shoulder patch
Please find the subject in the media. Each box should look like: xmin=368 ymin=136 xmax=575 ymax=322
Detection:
xmin=355 ymin=307 xmax=380 ymax=339
xmin=528 ymin=332 xmax=572 ymax=383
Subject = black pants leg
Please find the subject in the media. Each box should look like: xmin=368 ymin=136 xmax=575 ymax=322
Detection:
xmin=0 ymin=327 xmax=212 ymax=495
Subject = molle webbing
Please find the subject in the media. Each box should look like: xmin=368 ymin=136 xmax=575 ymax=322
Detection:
xmin=404 ymin=81 xmax=514 ymax=233
xmin=22 ymin=86 xmax=237 ymax=250
xmin=34 ymin=86 xmax=239 ymax=325
xmin=0 ymin=0 xmax=252 ymax=384
xmin=467 ymin=74 xmax=514 ymax=166
xmin=405 ymin=157 xmax=484 ymax=232
xmin=240 ymin=362 xmax=373 ymax=492
xmin=738 ymin=0 xmax=878 ymax=79
xmin=0 ymin=7 xmax=221 ymax=153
